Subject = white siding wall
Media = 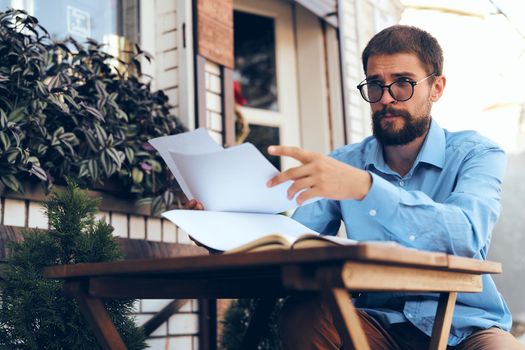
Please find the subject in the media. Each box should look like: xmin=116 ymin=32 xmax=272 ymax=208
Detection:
xmin=153 ymin=0 xmax=180 ymax=119
xmin=204 ymin=61 xmax=224 ymax=145
xmin=139 ymin=1 xmax=200 ymax=348
xmin=340 ymin=0 xmax=403 ymax=143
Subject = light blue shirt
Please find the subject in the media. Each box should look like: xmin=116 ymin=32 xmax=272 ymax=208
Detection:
xmin=292 ymin=120 xmax=512 ymax=346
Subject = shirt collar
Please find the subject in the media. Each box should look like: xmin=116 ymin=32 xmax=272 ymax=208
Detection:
xmin=364 ymin=119 xmax=446 ymax=172
xmin=417 ymin=119 xmax=446 ymax=169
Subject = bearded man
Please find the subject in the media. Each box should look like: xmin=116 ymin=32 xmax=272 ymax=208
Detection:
xmin=268 ymin=25 xmax=523 ymax=349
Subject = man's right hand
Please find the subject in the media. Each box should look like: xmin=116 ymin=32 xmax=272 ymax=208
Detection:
xmin=184 ymin=199 xmax=205 ymax=210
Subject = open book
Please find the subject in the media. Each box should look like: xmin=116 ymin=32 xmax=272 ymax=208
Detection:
xmin=149 ymin=128 xmax=345 ymax=253
xmin=225 ymin=233 xmax=358 ymax=254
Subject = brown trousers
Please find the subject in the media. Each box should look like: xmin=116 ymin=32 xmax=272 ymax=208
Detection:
xmin=278 ymin=295 xmax=524 ymax=350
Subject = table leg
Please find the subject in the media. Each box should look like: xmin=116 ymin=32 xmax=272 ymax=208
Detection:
xmin=324 ymin=288 xmax=371 ymax=350
xmin=65 ymin=282 xmax=128 ymax=350
xmin=239 ymin=297 xmax=278 ymax=350
xmin=429 ymin=292 xmax=457 ymax=350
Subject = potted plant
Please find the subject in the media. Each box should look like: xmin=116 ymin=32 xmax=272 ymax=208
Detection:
xmin=0 ymin=9 xmax=186 ymax=214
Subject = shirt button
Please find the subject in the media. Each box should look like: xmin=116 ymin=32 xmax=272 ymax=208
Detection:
xmin=407 ymin=313 xmax=413 ymax=318
xmin=369 ymin=209 xmax=377 ymax=217
xmin=399 ymin=180 xmax=405 ymax=187
xmin=409 ymin=234 xmax=416 ymax=241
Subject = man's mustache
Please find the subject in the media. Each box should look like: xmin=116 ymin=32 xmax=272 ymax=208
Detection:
xmin=373 ymin=107 xmax=411 ymax=121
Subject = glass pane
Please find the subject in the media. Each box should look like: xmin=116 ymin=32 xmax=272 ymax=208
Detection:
xmin=0 ymin=0 xmax=121 ymax=43
xmin=245 ymin=124 xmax=281 ymax=170
xmin=234 ymin=10 xmax=278 ymax=111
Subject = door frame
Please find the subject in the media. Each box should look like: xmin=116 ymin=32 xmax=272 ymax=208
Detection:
xmin=234 ymin=0 xmax=301 ymax=169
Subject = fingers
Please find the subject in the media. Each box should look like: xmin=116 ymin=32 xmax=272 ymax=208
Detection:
xmin=267 ymin=145 xmax=315 ymax=164
xmin=286 ymin=176 xmax=315 ymax=200
xmin=296 ymin=187 xmax=320 ymax=205
xmin=267 ymin=163 xmax=313 ymax=187
xmin=184 ymin=199 xmax=204 ymax=210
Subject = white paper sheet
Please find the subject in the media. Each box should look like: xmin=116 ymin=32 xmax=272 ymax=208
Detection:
xmin=170 ymin=143 xmax=298 ymax=213
xmin=151 ymin=128 xmax=323 ymax=252
xmin=149 ymin=128 xmax=223 ymax=199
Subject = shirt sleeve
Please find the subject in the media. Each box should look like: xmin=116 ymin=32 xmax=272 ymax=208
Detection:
xmin=291 ymin=199 xmax=342 ymax=236
xmin=357 ymin=146 xmax=506 ymax=257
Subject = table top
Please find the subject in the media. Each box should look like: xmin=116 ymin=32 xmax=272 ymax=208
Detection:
xmin=43 ymin=243 xmax=501 ymax=280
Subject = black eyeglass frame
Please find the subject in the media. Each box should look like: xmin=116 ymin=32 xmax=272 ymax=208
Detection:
xmin=356 ymin=72 xmax=436 ymax=103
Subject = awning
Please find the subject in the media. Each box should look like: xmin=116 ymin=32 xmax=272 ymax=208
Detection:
xmin=292 ymin=0 xmax=338 ymax=27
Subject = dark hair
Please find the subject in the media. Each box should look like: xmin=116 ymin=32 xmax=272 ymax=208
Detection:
xmin=362 ymin=25 xmax=443 ymax=76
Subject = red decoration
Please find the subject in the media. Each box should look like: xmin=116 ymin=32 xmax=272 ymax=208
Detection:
xmin=233 ymin=80 xmax=247 ymax=106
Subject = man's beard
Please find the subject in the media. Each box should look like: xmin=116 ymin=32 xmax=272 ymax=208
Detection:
xmin=372 ymin=106 xmax=431 ymax=146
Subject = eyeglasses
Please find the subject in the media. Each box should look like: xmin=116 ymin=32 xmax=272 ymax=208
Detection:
xmin=357 ymin=73 xmax=436 ymax=103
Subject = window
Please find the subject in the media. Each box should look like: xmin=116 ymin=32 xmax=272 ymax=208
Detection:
xmin=234 ymin=10 xmax=278 ymax=111
xmin=0 ymin=0 xmax=138 ymax=54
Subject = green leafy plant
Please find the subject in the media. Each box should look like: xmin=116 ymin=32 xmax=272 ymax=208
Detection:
xmin=0 ymin=179 xmax=146 ymax=349
xmin=0 ymin=9 xmax=186 ymax=214
xmin=220 ymin=298 xmax=284 ymax=350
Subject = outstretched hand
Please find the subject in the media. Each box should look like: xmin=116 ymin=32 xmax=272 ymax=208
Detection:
xmin=184 ymin=199 xmax=205 ymax=211
xmin=266 ymin=146 xmax=372 ymax=205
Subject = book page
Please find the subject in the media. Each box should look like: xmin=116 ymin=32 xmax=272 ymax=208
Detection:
xmin=149 ymin=128 xmax=222 ymax=199
xmin=292 ymin=234 xmax=358 ymax=249
xmin=162 ymin=210 xmax=318 ymax=252
xmin=225 ymin=234 xmax=294 ymax=254
xmin=170 ymin=143 xmax=300 ymax=213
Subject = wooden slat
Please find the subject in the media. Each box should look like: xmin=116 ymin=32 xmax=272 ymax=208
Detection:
xmin=324 ymin=288 xmax=370 ymax=350
xmin=339 ymin=262 xmax=482 ymax=293
xmin=196 ymin=55 xmax=207 ymax=129
xmin=197 ymin=0 xmax=234 ymax=68
xmin=88 ymin=276 xmax=287 ymax=299
xmin=356 ymin=244 xmax=448 ymax=267
xmin=284 ymin=261 xmax=482 ymax=293
xmin=44 ymin=244 xmax=453 ymax=279
xmin=447 ymin=255 xmax=502 ymax=274
xmin=429 ymin=292 xmax=458 ymax=350
xmin=282 ymin=263 xmax=345 ymax=290
xmin=199 ymin=298 xmax=217 ymax=350
xmin=65 ymin=282 xmax=128 ymax=350
xmin=222 ymin=67 xmax=235 ymax=147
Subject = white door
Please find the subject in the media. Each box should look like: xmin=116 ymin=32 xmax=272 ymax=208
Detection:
xmin=233 ymin=0 xmax=300 ymax=170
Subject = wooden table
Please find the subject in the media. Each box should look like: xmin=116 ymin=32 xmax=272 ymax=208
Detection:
xmin=43 ymin=243 xmax=501 ymax=350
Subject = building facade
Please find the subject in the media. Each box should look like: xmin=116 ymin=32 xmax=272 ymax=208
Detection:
xmin=0 ymin=0 xmax=403 ymax=348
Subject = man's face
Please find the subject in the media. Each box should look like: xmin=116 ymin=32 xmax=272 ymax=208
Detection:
xmin=365 ymin=53 xmax=443 ymax=146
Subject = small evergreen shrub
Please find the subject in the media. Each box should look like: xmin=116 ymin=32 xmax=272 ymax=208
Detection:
xmin=0 ymin=179 xmax=146 ymax=349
